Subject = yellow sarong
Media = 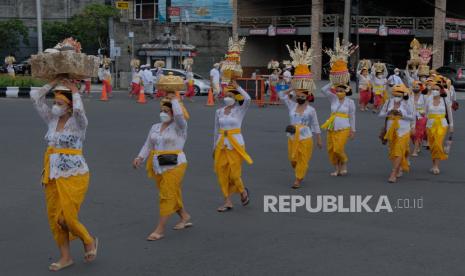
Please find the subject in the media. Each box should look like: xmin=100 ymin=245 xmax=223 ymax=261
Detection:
xmin=153 ymin=163 xmax=187 ymax=216
xmin=181 ymin=102 xmax=190 ymax=120
xmin=42 ymin=147 xmax=83 ymax=184
xmin=45 ymin=173 xmax=93 ymax=246
xmin=146 ymin=150 xmax=183 ymax=179
xmin=327 ymin=128 xmax=351 ymax=165
xmin=287 ymin=124 xmax=313 ymax=179
xmin=384 ymin=116 xmax=410 ymax=172
xmin=321 ymin=112 xmax=349 ymax=130
xmin=427 ymin=114 xmax=448 ymax=160
xmin=214 ymin=128 xmax=252 ymax=197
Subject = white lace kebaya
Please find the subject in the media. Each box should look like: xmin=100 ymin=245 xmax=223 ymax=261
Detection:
xmin=31 ymin=84 xmax=89 ymax=179
xmin=137 ymin=99 xmax=187 ymax=174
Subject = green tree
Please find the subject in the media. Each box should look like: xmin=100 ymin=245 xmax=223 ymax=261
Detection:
xmin=0 ymin=19 xmax=29 ymax=55
xmin=43 ymin=3 xmax=119 ymax=54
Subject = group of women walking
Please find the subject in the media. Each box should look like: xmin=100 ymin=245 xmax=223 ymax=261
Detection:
xmin=32 ymin=67 xmax=456 ymax=270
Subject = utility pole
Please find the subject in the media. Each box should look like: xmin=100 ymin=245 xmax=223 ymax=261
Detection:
xmin=232 ymin=0 xmax=238 ymax=37
xmin=311 ymin=0 xmax=323 ymax=81
xmin=343 ymin=0 xmax=351 ymax=43
xmin=432 ymin=0 xmax=446 ymax=69
xmin=36 ymin=0 xmax=43 ymax=53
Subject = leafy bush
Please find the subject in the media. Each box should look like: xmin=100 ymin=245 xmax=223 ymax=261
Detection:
xmin=0 ymin=74 xmax=47 ymax=88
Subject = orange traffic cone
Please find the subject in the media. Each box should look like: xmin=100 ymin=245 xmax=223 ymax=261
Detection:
xmin=206 ymin=89 xmax=214 ymax=106
xmin=100 ymin=82 xmax=108 ymax=101
xmin=137 ymin=85 xmax=147 ymax=104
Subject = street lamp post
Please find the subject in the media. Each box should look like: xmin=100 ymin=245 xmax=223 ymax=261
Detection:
xmin=36 ymin=0 xmax=43 ymax=53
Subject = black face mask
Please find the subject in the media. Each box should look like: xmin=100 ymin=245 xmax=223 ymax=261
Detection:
xmin=296 ymin=98 xmax=306 ymax=105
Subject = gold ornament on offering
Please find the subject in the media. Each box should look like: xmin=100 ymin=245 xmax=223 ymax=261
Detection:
xmin=30 ymin=37 xmax=99 ymax=80
xmin=4 ymin=55 xmax=15 ymax=65
xmin=324 ymin=38 xmax=358 ymax=86
xmin=267 ymin=60 xmax=280 ymax=70
xmin=373 ymin=62 xmax=385 ymax=73
xmin=286 ymin=41 xmax=316 ymax=92
xmin=154 ymin=60 xmax=165 ymax=68
xmin=157 ymin=72 xmax=186 ymax=92
xmin=221 ymin=36 xmax=246 ymax=83
xmin=182 ymin=58 xmax=194 ymax=70
xmin=358 ymin=59 xmax=371 ymax=71
xmin=130 ymin=58 xmax=140 ymax=69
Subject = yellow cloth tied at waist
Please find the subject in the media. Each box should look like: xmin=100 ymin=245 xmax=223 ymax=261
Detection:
xmin=373 ymin=85 xmax=384 ymax=95
xmin=146 ymin=149 xmax=183 ymax=179
xmin=428 ymin=114 xmax=447 ymax=137
xmin=42 ymin=147 xmax=83 ymax=184
xmin=384 ymin=115 xmax=401 ymax=142
xmin=289 ymin=124 xmax=306 ymax=160
xmin=321 ymin=112 xmax=349 ymax=130
xmin=214 ymin=128 xmax=253 ymax=172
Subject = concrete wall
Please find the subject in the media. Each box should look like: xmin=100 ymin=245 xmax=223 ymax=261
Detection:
xmin=113 ymin=20 xmax=231 ymax=78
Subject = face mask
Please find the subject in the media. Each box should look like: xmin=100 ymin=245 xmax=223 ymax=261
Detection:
xmin=395 ymin=72 xmax=400 ymax=76
xmin=296 ymin=98 xmax=306 ymax=105
xmin=420 ymin=77 xmax=426 ymax=82
xmin=159 ymin=112 xmax=171 ymax=123
xmin=52 ymin=104 xmax=67 ymax=116
xmin=336 ymin=93 xmax=345 ymax=100
xmin=376 ymin=74 xmax=382 ymax=79
xmin=223 ymin=97 xmax=235 ymax=106
xmin=394 ymin=97 xmax=402 ymax=103
xmin=431 ymin=90 xmax=440 ymax=97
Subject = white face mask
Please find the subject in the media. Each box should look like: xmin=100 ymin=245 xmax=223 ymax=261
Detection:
xmin=52 ymin=104 xmax=67 ymax=116
xmin=159 ymin=112 xmax=171 ymax=123
xmin=223 ymin=97 xmax=235 ymax=106
xmin=431 ymin=90 xmax=440 ymax=97
xmin=393 ymin=97 xmax=402 ymax=103
xmin=420 ymin=77 xmax=426 ymax=82
xmin=395 ymin=72 xmax=400 ymax=76
xmin=376 ymin=74 xmax=382 ymax=79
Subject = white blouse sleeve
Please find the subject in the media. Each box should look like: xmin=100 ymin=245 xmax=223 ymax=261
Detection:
xmin=378 ymin=100 xmax=390 ymax=118
xmin=138 ymin=125 xmax=155 ymax=161
xmin=236 ymin=86 xmax=251 ymax=119
xmin=213 ymin=110 xmax=220 ymax=150
xmin=310 ymin=108 xmax=321 ymax=134
xmin=349 ymin=100 xmax=356 ymax=132
xmin=171 ymin=99 xmax=187 ymax=132
xmin=402 ymin=100 xmax=415 ymax=121
xmin=72 ymin=92 xmax=88 ymax=130
xmin=321 ymin=83 xmax=337 ymax=103
xmin=31 ymin=84 xmax=53 ymax=124
xmin=278 ymin=90 xmax=294 ymax=109
xmin=444 ymin=99 xmax=454 ymax=128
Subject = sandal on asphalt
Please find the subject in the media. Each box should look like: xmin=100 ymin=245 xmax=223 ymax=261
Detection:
xmin=339 ymin=170 xmax=348 ymax=176
xmin=49 ymin=260 xmax=74 ymax=271
xmin=217 ymin=206 xmax=233 ymax=212
xmin=388 ymin=176 xmax=397 ymax=183
xmin=291 ymin=184 xmax=301 ymax=189
xmin=146 ymin=233 xmax=164 ymax=241
xmin=241 ymin=188 xmax=250 ymax=206
xmin=84 ymin=237 xmax=99 ymax=263
xmin=173 ymin=221 xmax=193 ymax=230
xmin=330 ymin=171 xmax=340 ymax=177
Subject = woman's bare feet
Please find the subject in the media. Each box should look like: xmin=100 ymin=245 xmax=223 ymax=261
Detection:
xmin=49 ymin=258 xmax=74 ymax=271
xmin=84 ymin=237 xmax=98 ymax=262
xmin=146 ymin=232 xmax=164 ymax=241
xmin=173 ymin=213 xmax=193 ymax=230
xmin=388 ymin=171 xmax=397 ymax=183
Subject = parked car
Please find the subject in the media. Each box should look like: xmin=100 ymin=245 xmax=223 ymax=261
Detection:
xmin=436 ymin=64 xmax=465 ymax=89
xmin=151 ymin=68 xmax=211 ymax=95
xmin=1 ymin=60 xmax=31 ymax=75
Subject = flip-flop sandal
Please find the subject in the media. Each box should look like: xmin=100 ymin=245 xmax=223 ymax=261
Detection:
xmin=173 ymin=221 xmax=193 ymax=230
xmin=217 ymin=206 xmax=233 ymax=212
xmin=388 ymin=176 xmax=397 ymax=183
xmin=146 ymin=233 xmax=164 ymax=241
xmin=330 ymin=172 xmax=340 ymax=177
xmin=291 ymin=184 xmax=301 ymax=189
xmin=84 ymin=237 xmax=99 ymax=263
xmin=339 ymin=170 xmax=348 ymax=176
xmin=49 ymin=260 xmax=74 ymax=271
xmin=241 ymin=188 xmax=250 ymax=206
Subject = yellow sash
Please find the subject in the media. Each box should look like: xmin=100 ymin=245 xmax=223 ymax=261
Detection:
xmin=42 ymin=147 xmax=83 ymax=184
xmin=373 ymin=85 xmax=384 ymax=95
xmin=290 ymin=124 xmax=306 ymax=159
xmin=428 ymin=114 xmax=447 ymax=137
xmin=321 ymin=112 xmax=349 ymax=130
xmin=146 ymin=149 xmax=183 ymax=179
xmin=181 ymin=103 xmax=190 ymax=120
xmin=214 ymin=128 xmax=253 ymax=172
xmin=384 ymin=115 xmax=401 ymax=142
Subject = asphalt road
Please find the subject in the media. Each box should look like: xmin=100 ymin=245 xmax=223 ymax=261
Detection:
xmin=1 ymin=90 xmax=464 ymax=276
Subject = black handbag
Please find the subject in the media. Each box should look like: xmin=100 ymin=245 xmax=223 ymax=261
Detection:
xmin=285 ymin=125 xmax=296 ymax=134
xmin=157 ymin=154 xmax=178 ymax=166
